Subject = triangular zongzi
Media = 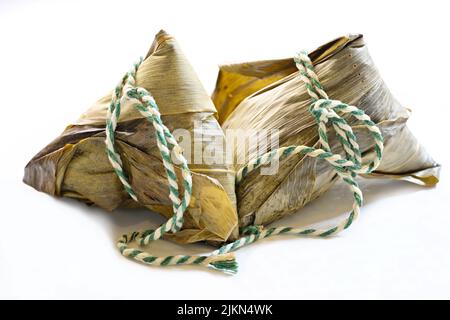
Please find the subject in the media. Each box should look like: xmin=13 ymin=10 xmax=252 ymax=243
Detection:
xmin=212 ymin=34 xmax=440 ymax=227
xmin=24 ymin=30 xmax=238 ymax=243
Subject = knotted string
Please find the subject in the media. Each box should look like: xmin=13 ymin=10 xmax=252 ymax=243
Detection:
xmin=213 ymin=51 xmax=384 ymax=256
xmin=107 ymin=51 xmax=384 ymax=274
xmin=106 ymin=59 xmax=237 ymax=274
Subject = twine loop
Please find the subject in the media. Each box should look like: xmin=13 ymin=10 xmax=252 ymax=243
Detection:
xmin=223 ymin=51 xmax=384 ymax=257
xmin=105 ymin=58 xmax=237 ymax=274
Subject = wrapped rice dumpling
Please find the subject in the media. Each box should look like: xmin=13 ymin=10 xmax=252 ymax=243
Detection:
xmin=24 ymin=30 xmax=238 ymax=243
xmin=212 ymin=34 xmax=440 ymax=228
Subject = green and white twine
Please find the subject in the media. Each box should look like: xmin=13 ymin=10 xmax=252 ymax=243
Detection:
xmin=106 ymin=59 xmax=237 ymax=274
xmin=106 ymin=51 xmax=384 ymax=274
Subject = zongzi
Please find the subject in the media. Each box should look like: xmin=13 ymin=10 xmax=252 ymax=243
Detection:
xmin=212 ymin=34 xmax=440 ymax=228
xmin=24 ymin=30 xmax=238 ymax=244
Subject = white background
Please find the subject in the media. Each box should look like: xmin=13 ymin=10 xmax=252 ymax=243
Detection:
xmin=1 ymin=0 xmax=449 ymax=299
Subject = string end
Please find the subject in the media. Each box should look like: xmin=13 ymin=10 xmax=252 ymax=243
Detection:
xmin=207 ymin=254 xmax=238 ymax=275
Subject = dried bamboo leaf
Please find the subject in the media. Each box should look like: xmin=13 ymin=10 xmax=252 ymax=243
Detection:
xmin=24 ymin=30 xmax=238 ymax=243
xmin=213 ymin=34 xmax=440 ymax=227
